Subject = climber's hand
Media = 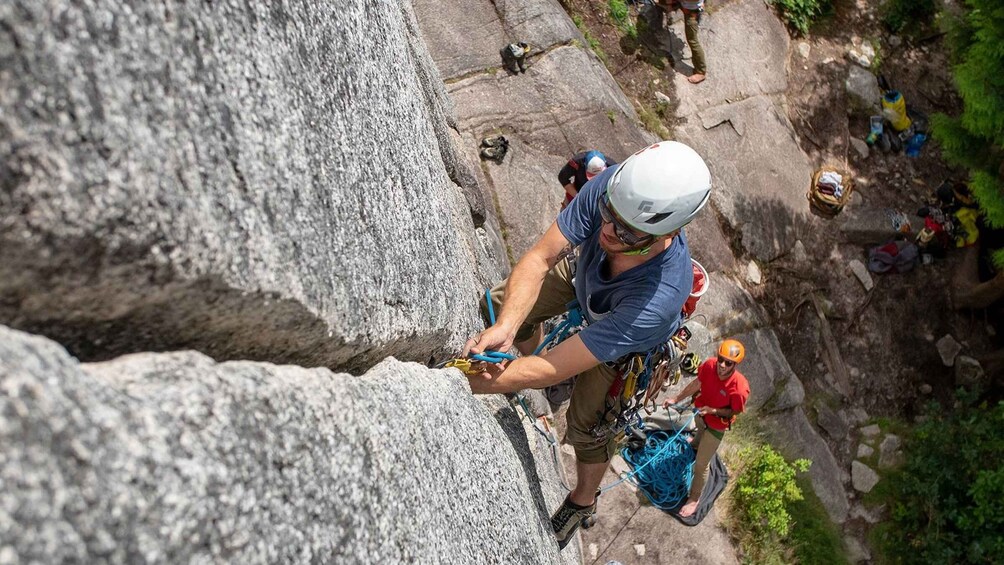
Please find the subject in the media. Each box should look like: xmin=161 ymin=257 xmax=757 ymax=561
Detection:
xmin=662 ymin=396 xmax=679 ymax=409
xmin=463 ymin=323 xmax=516 ymax=358
xmin=466 ymin=361 xmax=507 ymax=394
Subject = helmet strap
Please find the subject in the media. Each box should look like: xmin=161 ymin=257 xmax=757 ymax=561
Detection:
xmin=621 ymin=245 xmax=652 ymax=256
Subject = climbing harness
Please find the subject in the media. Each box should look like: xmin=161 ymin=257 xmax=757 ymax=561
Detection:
xmin=437 ymin=281 xmax=702 ymax=500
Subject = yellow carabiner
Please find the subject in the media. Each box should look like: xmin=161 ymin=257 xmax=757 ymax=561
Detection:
xmin=443 ymin=358 xmax=476 ymax=375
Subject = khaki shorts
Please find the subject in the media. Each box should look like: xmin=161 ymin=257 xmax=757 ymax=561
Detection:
xmin=482 ymin=258 xmax=621 ymax=464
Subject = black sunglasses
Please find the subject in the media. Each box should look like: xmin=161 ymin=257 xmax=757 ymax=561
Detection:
xmin=599 ymin=194 xmax=653 ymax=247
xmin=717 ymin=356 xmax=736 ymax=367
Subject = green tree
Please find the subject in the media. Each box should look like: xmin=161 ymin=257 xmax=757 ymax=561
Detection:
xmin=936 ymin=1 xmax=1004 ymax=313
xmin=875 ymin=393 xmax=1004 ymax=563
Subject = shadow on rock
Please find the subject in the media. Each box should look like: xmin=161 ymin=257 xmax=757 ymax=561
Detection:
xmin=491 ymin=403 xmax=553 ymax=525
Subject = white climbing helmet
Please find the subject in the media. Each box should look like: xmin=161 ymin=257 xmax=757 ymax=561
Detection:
xmin=605 ymin=141 xmax=711 ymax=236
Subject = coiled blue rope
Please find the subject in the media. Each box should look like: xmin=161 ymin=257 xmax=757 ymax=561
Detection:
xmin=599 ymin=410 xmax=697 ymax=510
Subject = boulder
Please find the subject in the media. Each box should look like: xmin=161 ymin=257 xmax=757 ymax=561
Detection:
xmin=747 ymin=261 xmax=763 ymax=285
xmin=878 ymin=434 xmax=903 ymax=469
xmin=851 ymin=461 xmax=880 ymax=493
xmin=857 ymin=444 xmax=875 ymax=458
xmin=0 ymin=325 xmax=573 ymax=564
xmin=845 ymin=66 xmax=881 ymax=113
xmin=937 ymin=334 xmax=962 ymax=366
xmin=860 ymin=424 xmax=881 ymax=438
xmin=955 ymin=355 xmax=987 ymax=388
xmin=850 ymin=137 xmax=870 ymax=159
xmin=0 ymin=0 xmax=504 ymax=372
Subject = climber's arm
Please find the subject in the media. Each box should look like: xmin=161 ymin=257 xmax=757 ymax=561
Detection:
xmin=467 ymin=334 xmax=597 ymax=394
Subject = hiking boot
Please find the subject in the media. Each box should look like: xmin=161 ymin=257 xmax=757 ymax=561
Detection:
xmin=480 ymin=144 xmax=507 ymax=163
xmin=551 ymin=494 xmax=596 ymax=550
xmin=480 ymin=135 xmax=506 ymax=148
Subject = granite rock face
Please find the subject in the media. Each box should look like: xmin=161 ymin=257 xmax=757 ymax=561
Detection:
xmin=0 ymin=325 xmax=569 ymax=564
xmin=0 ymin=0 xmax=504 ymax=372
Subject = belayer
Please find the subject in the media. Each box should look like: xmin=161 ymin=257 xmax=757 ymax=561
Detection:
xmin=663 ymin=339 xmax=749 ymax=517
xmin=462 ymin=141 xmax=712 ymax=548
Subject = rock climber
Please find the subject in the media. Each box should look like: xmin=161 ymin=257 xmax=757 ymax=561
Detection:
xmin=657 ymin=0 xmax=707 ymax=84
xmin=462 ymin=140 xmax=712 ymax=548
xmin=662 ymin=339 xmax=750 ymax=517
xmin=557 ymin=150 xmax=617 ymax=207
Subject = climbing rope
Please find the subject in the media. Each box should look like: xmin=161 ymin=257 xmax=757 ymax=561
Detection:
xmin=598 ymin=407 xmax=697 ymax=511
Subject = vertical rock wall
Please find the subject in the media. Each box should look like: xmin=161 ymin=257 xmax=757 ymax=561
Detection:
xmin=0 ymin=326 xmax=568 ymax=563
xmin=0 ymin=0 xmax=503 ymax=372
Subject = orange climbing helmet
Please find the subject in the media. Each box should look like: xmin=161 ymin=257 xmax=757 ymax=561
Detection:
xmin=717 ymin=339 xmax=745 ymax=364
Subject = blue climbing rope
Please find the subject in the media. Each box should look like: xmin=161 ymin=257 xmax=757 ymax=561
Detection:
xmin=599 ymin=409 xmax=697 ymax=510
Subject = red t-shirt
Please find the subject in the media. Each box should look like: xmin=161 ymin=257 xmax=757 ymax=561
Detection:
xmin=693 ymin=358 xmax=750 ymax=431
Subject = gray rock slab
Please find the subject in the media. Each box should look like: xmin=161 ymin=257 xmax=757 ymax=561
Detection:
xmin=580 ymin=459 xmax=738 ymax=564
xmin=845 ymin=407 xmax=869 ymax=426
xmin=857 ymin=443 xmax=874 ymax=458
xmin=816 ymin=403 xmax=851 ymax=440
xmin=685 ymin=213 xmax=737 ymax=275
xmin=478 ymin=138 xmax=565 ymax=259
xmin=851 ymin=460 xmax=880 ymax=493
xmin=414 ymin=0 xmax=582 ymax=81
xmin=692 ymin=274 xmax=770 ymax=339
xmin=446 ymin=46 xmax=646 ymax=153
xmin=668 ymin=0 xmax=789 ymax=117
xmin=678 ymin=95 xmax=816 ymax=261
xmin=766 ymin=408 xmax=850 ymax=523
xmin=839 ymin=208 xmax=919 ymax=245
xmin=734 ymin=329 xmax=806 ymax=413
xmin=0 ymin=325 xmax=571 ymax=564
xmin=0 ymin=0 xmax=504 ymax=372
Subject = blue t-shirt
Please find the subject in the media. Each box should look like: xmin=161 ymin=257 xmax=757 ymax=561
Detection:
xmin=556 ymin=165 xmax=693 ymax=363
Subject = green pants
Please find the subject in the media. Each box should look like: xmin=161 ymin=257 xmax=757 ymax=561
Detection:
xmin=684 ymin=10 xmax=706 ymax=75
xmin=482 ymin=258 xmax=621 ymax=464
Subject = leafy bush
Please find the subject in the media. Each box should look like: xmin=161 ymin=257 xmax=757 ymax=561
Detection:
xmin=608 ymin=0 xmax=637 ymax=39
xmin=874 ymin=392 xmax=1004 ymax=563
xmin=769 ymin=0 xmax=832 ymax=35
xmin=881 ymin=0 xmax=937 ymax=34
xmin=730 ymin=445 xmax=811 ymax=561
xmin=932 ymin=0 xmax=1004 ymax=250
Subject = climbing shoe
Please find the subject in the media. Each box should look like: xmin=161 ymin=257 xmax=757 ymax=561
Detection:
xmin=551 ymin=494 xmax=596 ymax=550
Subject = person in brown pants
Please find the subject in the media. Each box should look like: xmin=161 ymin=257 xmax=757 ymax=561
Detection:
xmin=663 ymin=339 xmax=749 ymax=516
xmin=462 ymin=141 xmax=714 ymax=549
xmin=656 ymin=0 xmax=707 ymax=83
